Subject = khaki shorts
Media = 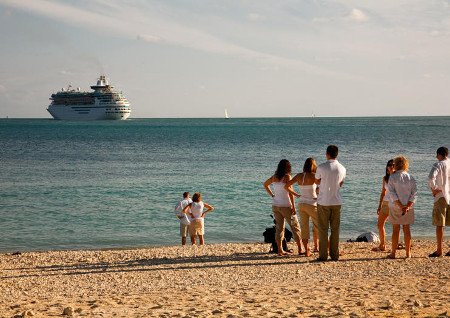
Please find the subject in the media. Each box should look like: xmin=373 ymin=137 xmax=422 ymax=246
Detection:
xmin=180 ymin=223 xmax=189 ymax=237
xmin=189 ymin=219 xmax=204 ymax=236
xmin=297 ymin=203 xmax=318 ymax=240
xmin=380 ymin=201 xmax=390 ymax=216
xmin=432 ymin=197 xmax=450 ymax=226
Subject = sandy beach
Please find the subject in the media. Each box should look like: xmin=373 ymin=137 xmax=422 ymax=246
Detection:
xmin=1 ymin=240 xmax=449 ymax=318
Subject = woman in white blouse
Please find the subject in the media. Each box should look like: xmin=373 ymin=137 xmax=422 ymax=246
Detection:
xmin=387 ymin=156 xmax=417 ymax=259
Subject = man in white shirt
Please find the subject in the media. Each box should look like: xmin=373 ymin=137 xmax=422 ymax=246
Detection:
xmin=315 ymin=145 xmax=346 ymax=261
xmin=174 ymin=192 xmax=192 ymax=246
xmin=428 ymin=147 xmax=450 ymax=257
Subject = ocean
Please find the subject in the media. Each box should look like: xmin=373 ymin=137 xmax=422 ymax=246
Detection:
xmin=0 ymin=117 xmax=448 ymax=252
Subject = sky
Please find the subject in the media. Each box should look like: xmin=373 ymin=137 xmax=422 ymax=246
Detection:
xmin=0 ymin=0 xmax=449 ymax=118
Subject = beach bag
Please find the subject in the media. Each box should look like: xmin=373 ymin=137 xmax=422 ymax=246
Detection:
xmin=347 ymin=232 xmax=380 ymax=243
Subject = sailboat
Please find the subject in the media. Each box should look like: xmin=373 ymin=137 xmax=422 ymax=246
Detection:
xmin=224 ymin=108 xmax=230 ymax=119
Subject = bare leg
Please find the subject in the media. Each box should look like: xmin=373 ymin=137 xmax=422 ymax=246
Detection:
xmin=389 ymin=224 xmax=400 ymax=258
xmin=436 ymin=226 xmax=444 ymax=255
xmin=276 ymin=239 xmax=285 ymax=255
xmin=376 ymin=213 xmax=389 ymax=250
xmin=296 ymin=239 xmax=303 ymax=255
xmin=199 ymin=235 xmax=204 ymax=246
xmin=190 ymin=235 xmax=196 ymax=245
xmin=403 ymin=225 xmax=411 ymax=258
xmin=302 ymin=239 xmax=311 ymax=256
xmin=182 ymin=236 xmax=187 ymax=246
xmin=312 ymin=226 xmax=319 ymax=252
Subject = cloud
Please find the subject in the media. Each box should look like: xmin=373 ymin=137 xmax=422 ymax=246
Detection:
xmin=0 ymin=0 xmax=349 ymax=79
xmin=247 ymin=13 xmax=266 ymax=22
xmin=136 ymin=34 xmax=162 ymax=43
xmin=349 ymin=8 xmax=369 ymax=22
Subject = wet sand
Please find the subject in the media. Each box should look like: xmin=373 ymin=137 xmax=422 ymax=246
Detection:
xmin=1 ymin=240 xmax=449 ymax=317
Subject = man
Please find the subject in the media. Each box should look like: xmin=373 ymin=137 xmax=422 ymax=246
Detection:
xmin=315 ymin=145 xmax=346 ymax=261
xmin=174 ymin=192 xmax=192 ymax=246
xmin=428 ymin=146 xmax=450 ymax=257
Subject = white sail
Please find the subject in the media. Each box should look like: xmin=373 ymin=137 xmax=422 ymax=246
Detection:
xmin=225 ymin=108 xmax=229 ymax=119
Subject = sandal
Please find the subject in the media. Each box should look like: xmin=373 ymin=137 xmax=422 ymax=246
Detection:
xmin=428 ymin=251 xmax=442 ymax=258
xmin=446 ymin=251 xmax=450 ymax=257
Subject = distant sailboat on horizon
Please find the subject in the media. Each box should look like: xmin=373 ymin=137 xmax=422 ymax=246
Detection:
xmin=224 ymin=108 xmax=230 ymax=119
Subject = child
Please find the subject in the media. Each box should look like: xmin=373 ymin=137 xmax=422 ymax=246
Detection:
xmin=183 ymin=192 xmax=214 ymax=245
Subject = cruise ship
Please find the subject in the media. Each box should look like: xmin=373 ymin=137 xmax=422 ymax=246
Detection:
xmin=47 ymin=76 xmax=131 ymax=120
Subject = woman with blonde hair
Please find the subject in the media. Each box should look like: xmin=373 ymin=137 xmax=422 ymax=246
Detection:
xmin=387 ymin=156 xmax=417 ymax=259
xmin=183 ymin=192 xmax=214 ymax=246
xmin=285 ymin=157 xmax=319 ymax=256
xmin=264 ymin=159 xmax=303 ymax=256
xmin=372 ymin=159 xmax=395 ymax=252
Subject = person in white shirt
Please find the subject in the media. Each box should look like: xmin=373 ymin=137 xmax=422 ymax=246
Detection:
xmin=285 ymin=157 xmax=319 ymax=256
xmin=428 ymin=146 xmax=450 ymax=257
xmin=174 ymin=192 xmax=192 ymax=246
xmin=387 ymin=156 xmax=417 ymax=259
xmin=372 ymin=159 xmax=395 ymax=252
xmin=264 ymin=159 xmax=303 ymax=256
xmin=182 ymin=192 xmax=214 ymax=246
xmin=314 ymin=145 xmax=346 ymax=261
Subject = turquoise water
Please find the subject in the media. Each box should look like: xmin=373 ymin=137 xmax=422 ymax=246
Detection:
xmin=0 ymin=117 xmax=448 ymax=252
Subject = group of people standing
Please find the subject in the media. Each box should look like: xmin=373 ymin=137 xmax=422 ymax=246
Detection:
xmin=373 ymin=146 xmax=450 ymax=258
xmin=173 ymin=145 xmax=450 ymax=260
xmin=264 ymin=145 xmax=450 ymax=261
xmin=174 ymin=192 xmax=214 ymax=246
xmin=264 ymin=145 xmax=346 ymax=261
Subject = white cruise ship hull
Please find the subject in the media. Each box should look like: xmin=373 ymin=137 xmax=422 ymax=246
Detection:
xmin=47 ymin=105 xmax=131 ymax=120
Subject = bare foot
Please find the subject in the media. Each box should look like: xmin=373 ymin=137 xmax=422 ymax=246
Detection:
xmin=304 ymin=249 xmax=311 ymax=257
xmin=372 ymin=246 xmax=386 ymax=252
xmin=278 ymin=250 xmax=293 ymax=256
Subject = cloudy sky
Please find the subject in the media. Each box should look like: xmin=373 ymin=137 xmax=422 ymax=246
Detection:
xmin=0 ymin=0 xmax=449 ymax=118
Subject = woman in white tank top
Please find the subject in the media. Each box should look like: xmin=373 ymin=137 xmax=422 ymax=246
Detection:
xmin=286 ymin=158 xmax=319 ymax=256
xmin=264 ymin=159 xmax=303 ymax=255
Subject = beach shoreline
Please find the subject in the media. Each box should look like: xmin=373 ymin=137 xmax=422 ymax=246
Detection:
xmin=1 ymin=240 xmax=449 ymax=317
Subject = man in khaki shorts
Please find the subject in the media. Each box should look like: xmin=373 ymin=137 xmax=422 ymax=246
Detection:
xmin=174 ymin=192 xmax=192 ymax=246
xmin=428 ymin=147 xmax=450 ymax=257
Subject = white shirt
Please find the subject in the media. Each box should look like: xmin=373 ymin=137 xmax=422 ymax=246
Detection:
xmin=190 ymin=201 xmax=205 ymax=220
xmin=315 ymin=159 xmax=346 ymax=206
xmin=387 ymin=170 xmax=417 ymax=205
xmin=428 ymin=158 xmax=450 ymax=204
xmin=174 ymin=198 xmax=192 ymax=217
xmin=272 ymin=181 xmax=292 ymax=207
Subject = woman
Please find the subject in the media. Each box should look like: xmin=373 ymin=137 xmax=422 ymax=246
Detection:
xmin=285 ymin=158 xmax=319 ymax=256
xmin=183 ymin=192 xmax=214 ymax=246
xmin=372 ymin=159 xmax=395 ymax=252
xmin=387 ymin=156 xmax=417 ymax=259
xmin=264 ymin=159 xmax=303 ymax=256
